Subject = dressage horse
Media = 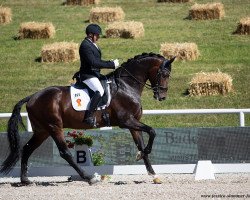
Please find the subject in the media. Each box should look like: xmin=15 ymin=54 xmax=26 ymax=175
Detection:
xmin=0 ymin=53 xmax=175 ymax=184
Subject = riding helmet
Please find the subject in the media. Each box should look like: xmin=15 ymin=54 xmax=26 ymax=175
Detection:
xmin=85 ymin=24 xmax=102 ymax=35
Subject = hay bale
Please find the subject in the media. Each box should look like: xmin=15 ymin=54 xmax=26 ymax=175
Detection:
xmin=189 ymin=71 xmax=233 ymax=96
xmin=18 ymin=22 xmax=55 ymax=39
xmin=105 ymin=21 xmax=144 ymax=39
xmin=234 ymin=17 xmax=250 ymax=35
xmin=158 ymin=0 xmax=190 ymax=2
xmin=0 ymin=6 xmax=12 ymax=24
xmin=160 ymin=42 xmax=199 ymax=61
xmin=89 ymin=7 xmax=125 ymax=23
xmin=41 ymin=42 xmax=79 ymax=63
xmin=65 ymin=0 xmax=100 ymax=6
xmin=189 ymin=3 xmax=225 ymax=20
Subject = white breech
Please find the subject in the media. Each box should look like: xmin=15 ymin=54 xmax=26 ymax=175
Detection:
xmin=82 ymin=77 xmax=104 ymax=96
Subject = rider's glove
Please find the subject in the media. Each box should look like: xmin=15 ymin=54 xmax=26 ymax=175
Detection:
xmin=113 ymin=59 xmax=119 ymax=69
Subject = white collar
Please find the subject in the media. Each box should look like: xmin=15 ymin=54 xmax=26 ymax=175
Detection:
xmin=87 ymin=38 xmax=99 ymax=50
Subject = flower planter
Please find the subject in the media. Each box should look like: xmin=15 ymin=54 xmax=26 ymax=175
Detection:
xmin=75 ymin=144 xmax=93 ymax=166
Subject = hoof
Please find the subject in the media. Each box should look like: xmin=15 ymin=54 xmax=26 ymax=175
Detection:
xmin=153 ymin=175 xmax=163 ymax=184
xmin=21 ymin=178 xmax=32 ymax=185
xmin=101 ymin=175 xmax=111 ymax=181
xmin=88 ymin=173 xmax=101 ymax=185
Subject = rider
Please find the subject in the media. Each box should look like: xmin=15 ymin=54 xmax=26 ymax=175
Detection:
xmin=78 ymin=24 xmax=119 ymax=127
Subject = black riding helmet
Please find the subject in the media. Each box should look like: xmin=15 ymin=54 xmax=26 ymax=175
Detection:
xmin=85 ymin=24 xmax=102 ymax=35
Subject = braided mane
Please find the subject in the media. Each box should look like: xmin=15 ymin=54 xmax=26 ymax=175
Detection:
xmin=121 ymin=52 xmax=165 ymax=67
xmin=107 ymin=52 xmax=165 ymax=79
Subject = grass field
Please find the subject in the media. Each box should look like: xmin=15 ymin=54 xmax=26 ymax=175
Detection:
xmin=0 ymin=0 xmax=249 ymax=131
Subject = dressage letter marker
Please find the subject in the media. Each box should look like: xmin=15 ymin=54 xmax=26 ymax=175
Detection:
xmin=75 ymin=145 xmax=93 ymax=166
xmin=195 ymin=160 xmax=215 ymax=180
xmin=76 ymin=151 xmax=86 ymax=163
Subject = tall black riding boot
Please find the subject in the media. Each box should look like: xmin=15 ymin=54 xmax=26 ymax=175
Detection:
xmin=84 ymin=91 xmax=102 ymax=127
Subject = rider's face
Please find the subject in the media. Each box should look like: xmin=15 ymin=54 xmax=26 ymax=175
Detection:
xmin=92 ymin=34 xmax=99 ymax=43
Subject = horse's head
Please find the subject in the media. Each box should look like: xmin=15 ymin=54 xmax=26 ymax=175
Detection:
xmin=113 ymin=53 xmax=175 ymax=101
xmin=148 ymin=57 xmax=175 ymax=101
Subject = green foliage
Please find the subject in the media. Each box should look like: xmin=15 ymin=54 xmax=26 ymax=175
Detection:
xmin=0 ymin=0 xmax=249 ymax=130
xmin=74 ymin=135 xmax=93 ymax=146
xmin=66 ymin=130 xmax=93 ymax=147
xmin=92 ymin=152 xmax=105 ymax=166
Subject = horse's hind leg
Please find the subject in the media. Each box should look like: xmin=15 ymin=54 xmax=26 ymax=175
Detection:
xmin=50 ymin=130 xmax=93 ymax=183
xmin=21 ymin=131 xmax=49 ymax=184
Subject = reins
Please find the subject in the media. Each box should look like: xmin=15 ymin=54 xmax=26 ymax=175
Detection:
xmin=118 ymin=66 xmax=154 ymax=90
xmin=114 ymin=59 xmax=171 ymax=93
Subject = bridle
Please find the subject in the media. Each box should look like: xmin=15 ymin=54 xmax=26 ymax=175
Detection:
xmin=115 ymin=59 xmax=171 ymax=95
xmin=153 ymin=60 xmax=171 ymax=96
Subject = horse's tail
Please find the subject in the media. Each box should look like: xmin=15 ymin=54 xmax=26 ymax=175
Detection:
xmin=0 ymin=95 xmax=32 ymax=174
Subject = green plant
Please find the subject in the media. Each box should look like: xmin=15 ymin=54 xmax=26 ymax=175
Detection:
xmin=92 ymin=152 xmax=105 ymax=166
xmin=66 ymin=130 xmax=93 ymax=148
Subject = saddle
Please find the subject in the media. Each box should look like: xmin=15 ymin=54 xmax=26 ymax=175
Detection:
xmin=70 ymin=77 xmax=112 ymax=111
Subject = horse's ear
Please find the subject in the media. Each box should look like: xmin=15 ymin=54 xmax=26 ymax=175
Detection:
xmin=164 ymin=56 xmax=176 ymax=67
xmin=168 ymin=56 xmax=176 ymax=64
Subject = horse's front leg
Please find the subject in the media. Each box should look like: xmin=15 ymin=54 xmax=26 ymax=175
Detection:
xmin=133 ymin=123 xmax=156 ymax=155
xmin=129 ymin=129 xmax=162 ymax=184
xmin=130 ymin=130 xmax=155 ymax=175
xmin=123 ymin=118 xmax=156 ymax=154
xmin=143 ymin=127 xmax=156 ymax=155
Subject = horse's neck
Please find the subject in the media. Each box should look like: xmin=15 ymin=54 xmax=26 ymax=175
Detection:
xmin=111 ymin=64 xmax=148 ymax=96
xmin=124 ymin=61 xmax=149 ymax=81
xmin=109 ymin=55 xmax=162 ymax=97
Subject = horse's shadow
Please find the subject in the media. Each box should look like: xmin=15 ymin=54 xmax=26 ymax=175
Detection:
xmin=3 ymin=179 xmax=148 ymax=187
xmin=8 ymin=180 xmax=72 ymax=187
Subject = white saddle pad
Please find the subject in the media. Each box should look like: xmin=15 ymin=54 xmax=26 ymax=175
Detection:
xmin=70 ymin=87 xmax=90 ymax=111
xmin=70 ymin=86 xmax=111 ymax=111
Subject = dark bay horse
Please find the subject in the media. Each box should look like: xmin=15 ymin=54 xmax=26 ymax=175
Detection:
xmin=0 ymin=53 xmax=175 ymax=184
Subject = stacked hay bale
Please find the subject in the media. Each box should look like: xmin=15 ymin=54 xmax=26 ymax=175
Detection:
xmin=0 ymin=6 xmax=12 ymax=24
xmin=189 ymin=71 xmax=233 ymax=96
xmin=41 ymin=42 xmax=79 ymax=63
xmin=160 ymin=42 xmax=199 ymax=61
xmin=89 ymin=7 xmax=125 ymax=23
xmin=234 ymin=17 xmax=250 ymax=35
xmin=105 ymin=21 xmax=144 ymax=39
xmin=18 ymin=22 xmax=55 ymax=39
xmin=189 ymin=3 xmax=225 ymax=20
xmin=65 ymin=0 xmax=100 ymax=6
xmin=158 ymin=0 xmax=190 ymax=2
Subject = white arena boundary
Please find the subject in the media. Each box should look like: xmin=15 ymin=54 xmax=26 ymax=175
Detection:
xmin=0 ymin=109 xmax=250 ymax=178
xmin=1 ymin=163 xmax=250 ymax=178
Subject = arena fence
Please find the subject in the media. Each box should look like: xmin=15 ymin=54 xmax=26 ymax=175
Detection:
xmin=0 ymin=108 xmax=250 ymax=132
xmin=0 ymin=109 xmax=250 ymax=178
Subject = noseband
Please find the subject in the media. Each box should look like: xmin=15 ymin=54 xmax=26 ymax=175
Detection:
xmin=153 ymin=60 xmax=171 ymax=96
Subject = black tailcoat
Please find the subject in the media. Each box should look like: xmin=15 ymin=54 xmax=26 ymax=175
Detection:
xmin=79 ymin=38 xmax=115 ymax=79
